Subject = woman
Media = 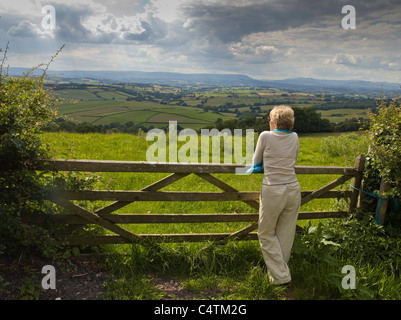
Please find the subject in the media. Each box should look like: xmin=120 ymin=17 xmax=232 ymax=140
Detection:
xmin=252 ymin=105 xmax=301 ymax=285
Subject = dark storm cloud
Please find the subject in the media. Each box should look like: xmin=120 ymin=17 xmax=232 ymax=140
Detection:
xmin=54 ymin=6 xmax=93 ymax=43
xmin=181 ymin=0 xmax=341 ymax=43
xmin=181 ymin=0 xmax=400 ymax=43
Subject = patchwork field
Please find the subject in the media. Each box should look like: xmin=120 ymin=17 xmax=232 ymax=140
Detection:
xmin=52 ymin=84 xmax=374 ymax=130
xmin=58 ymin=101 xmax=226 ymax=129
xmin=319 ymin=108 xmax=369 ymax=123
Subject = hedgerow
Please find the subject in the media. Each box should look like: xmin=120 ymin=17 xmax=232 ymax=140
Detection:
xmin=361 ymin=97 xmax=401 ymax=231
xmin=0 ymin=44 xmax=69 ymax=257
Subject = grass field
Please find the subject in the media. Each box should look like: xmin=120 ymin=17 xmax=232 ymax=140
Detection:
xmin=37 ymin=131 xmax=401 ymax=301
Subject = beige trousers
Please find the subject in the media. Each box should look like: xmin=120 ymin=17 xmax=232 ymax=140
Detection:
xmin=258 ymin=181 xmax=301 ymax=285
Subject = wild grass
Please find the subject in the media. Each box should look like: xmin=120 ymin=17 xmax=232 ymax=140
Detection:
xmin=40 ymin=131 xmax=401 ymax=300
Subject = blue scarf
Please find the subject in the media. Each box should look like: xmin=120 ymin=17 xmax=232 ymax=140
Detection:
xmin=274 ymin=129 xmax=293 ymax=134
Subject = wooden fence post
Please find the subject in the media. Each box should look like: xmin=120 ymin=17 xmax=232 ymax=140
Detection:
xmin=377 ymin=177 xmax=391 ymax=225
xmin=349 ymin=154 xmax=366 ymax=213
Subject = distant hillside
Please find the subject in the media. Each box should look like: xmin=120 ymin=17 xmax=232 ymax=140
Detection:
xmin=7 ymin=67 xmax=401 ymax=96
xmin=262 ymin=77 xmax=401 ymax=96
xmin=7 ymin=68 xmax=258 ymax=86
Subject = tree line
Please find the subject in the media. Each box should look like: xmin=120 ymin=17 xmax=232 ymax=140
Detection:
xmin=209 ymin=107 xmax=366 ymax=133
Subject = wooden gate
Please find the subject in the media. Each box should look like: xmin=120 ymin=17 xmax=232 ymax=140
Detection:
xmin=21 ymin=155 xmax=365 ymax=246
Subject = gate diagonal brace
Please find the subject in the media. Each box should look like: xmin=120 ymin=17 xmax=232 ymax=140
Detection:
xmin=51 ymin=195 xmax=144 ymax=245
xmin=55 ymin=173 xmax=190 ymax=242
xmin=195 ymin=173 xmax=259 ymax=211
xmin=195 ymin=173 xmax=260 ymax=240
xmin=95 ymin=172 xmax=190 ymax=216
xmin=301 ymin=174 xmax=353 ymax=206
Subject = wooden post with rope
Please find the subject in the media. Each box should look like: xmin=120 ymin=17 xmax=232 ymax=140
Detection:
xmin=377 ymin=178 xmax=392 ymax=225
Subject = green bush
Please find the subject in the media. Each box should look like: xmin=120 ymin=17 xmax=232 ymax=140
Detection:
xmin=0 ymin=45 xmax=69 ymax=257
xmin=361 ymin=98 xmax=401 ymax=231
xmin=368 ymin=98 xmax=401 ymax=198
xmin=292 ymin=213 xmax=401 ymax=299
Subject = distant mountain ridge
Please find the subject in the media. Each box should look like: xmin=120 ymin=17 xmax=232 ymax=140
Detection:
xmin=7 ymin=67 xmax=257 ymax=86
xmin=7 ymin=67 xmax=401 ymax=95
xmin=264 ymin=77 xmax=401 ymax=92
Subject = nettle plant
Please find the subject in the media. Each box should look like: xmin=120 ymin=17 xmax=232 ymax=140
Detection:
xmin=0 ymin=44 xmax=98 ymax=257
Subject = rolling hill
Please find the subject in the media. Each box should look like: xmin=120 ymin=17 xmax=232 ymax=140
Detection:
xmin=8 ymin=67 xmax=401 ymax=96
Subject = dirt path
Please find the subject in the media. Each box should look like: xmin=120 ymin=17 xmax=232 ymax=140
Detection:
xmin=0 ymin=254 xmax=205 ymax=300
xmin=1 ymin=254 xmax=296 ymax=300
xmin=0 ymin=254 xmax=109 ymax=300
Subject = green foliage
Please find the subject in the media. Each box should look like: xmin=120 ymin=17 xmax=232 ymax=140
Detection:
xmin=0 ymin=45 xmax=85 ymax=257
xmin=236 ymin=266 xmax=285 ymax=299
xmin=368 ymin=98 xmax=401 ymax=198
xmin=104 ymin=273 xmax=165 ymax=300
xmin=293 ymin=107 xmax=333 ymax=133
xmin=19 ymin=269 xmax=43 ymax=300
xmin=291 ymin=213 xmax=401 ymax=299
xmin=322 ymin=213 xmax=401 ymax=269
xmin=361 ymin=98 xmax=401 ymax=232
xmin=0 ymin=76 xmax=57 ymax=165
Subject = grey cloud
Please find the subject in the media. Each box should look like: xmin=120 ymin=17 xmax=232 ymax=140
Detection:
xmin=180 ymin=0 xmax=401 ymax=44
xmin=94 ymin=0 xmax=144 ymax=17
xmin=181 ymin=0 xmax=343 ymax=43
xmin=0 ymin=14 xmax=27 ymax=33
xmin=170 ymin=0 xmax=401 ymax=70
xmin=328 ymin=53 xmax=401 ymax=72
xmin=54 ymin=6 xmax=94 ymax=43
xmin=47 ymin=4 xmax=166 ymax=44
xmin=7 ymin=20 xmax=40 ymax=38
xmin=122 ymin=21 xmax=152 ymax=40
xmin=329 ymin=53 xmax=364 ymax=66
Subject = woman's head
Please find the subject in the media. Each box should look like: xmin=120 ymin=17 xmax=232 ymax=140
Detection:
xmin=269 ymin=105 xmax=295 ymax=131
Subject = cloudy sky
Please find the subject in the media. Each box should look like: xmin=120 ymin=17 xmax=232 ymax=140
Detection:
xmin=1 ymin=0 xmax=401 ymax=82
